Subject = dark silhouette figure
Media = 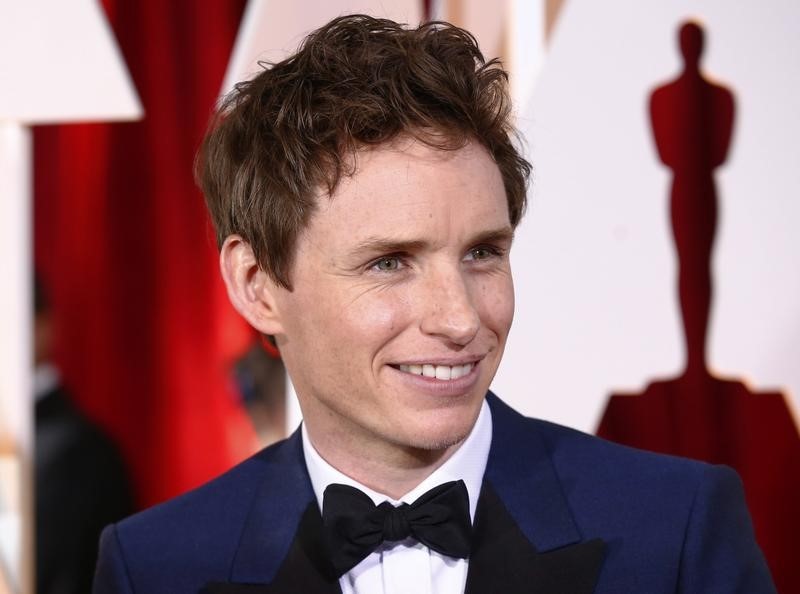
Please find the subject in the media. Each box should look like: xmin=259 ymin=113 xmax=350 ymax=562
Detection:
xmin=34 ymin=277 xmax=133 ymax=594
xmin=597 ymin=21 xmax=800 ymax=593
xmin=650 ymin=22 xmax=734 ymax=378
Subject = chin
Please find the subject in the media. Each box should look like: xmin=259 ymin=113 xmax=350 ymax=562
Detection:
xmin=411 ymin=431 xmax=472 ymax=452
xmin=391 ymin=406 xmax=480 ymax=452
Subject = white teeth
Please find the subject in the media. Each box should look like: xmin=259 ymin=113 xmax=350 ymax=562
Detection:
xmin=396 ymin=362 xmax=474 ymax=380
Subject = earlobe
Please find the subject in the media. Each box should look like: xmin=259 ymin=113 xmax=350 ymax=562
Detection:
xmin=219 ymin=235 xmax=284 ymax=336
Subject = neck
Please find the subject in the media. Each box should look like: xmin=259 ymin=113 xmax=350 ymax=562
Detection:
xmin=304 ymin=421 xmax=463 ymax=500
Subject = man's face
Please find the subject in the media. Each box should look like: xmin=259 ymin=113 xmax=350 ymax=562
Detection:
xmin=272 ymin=139 xmax=514 ymax=460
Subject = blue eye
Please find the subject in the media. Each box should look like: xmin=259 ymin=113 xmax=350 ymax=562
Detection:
xmin=467 ymin=246 xmax=500 ymax=261
xmin=372 ymin=256 xmax=401 ymax=271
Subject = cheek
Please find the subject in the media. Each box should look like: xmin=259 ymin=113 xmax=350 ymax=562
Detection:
xmin=298 ymin=284 xmax=412 ymax=361
xmin=475 ymin=275 xmax=515 ymax=336
xmin=338 ymin=289 xmax=411 ymax=341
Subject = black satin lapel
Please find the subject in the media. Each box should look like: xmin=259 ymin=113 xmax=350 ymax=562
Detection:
xmin=203 ymin=503 xmax=341 ymax=594
xmin=465 ymin=483 xmax=606 ymax=594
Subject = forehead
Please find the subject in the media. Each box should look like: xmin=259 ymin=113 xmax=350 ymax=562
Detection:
xmin=303 ymin=139 xmax=509 ymax=249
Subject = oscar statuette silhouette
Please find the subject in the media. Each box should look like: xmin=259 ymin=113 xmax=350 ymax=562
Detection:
xmin=596 ymin=21 xmax=800 ymax=593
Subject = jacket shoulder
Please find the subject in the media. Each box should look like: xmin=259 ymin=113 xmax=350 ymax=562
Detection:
xmin=531 ymin=416 xmax=711 ymax=484
xmin=487 ymin=394 xmax=713 ymax=496
xmin=518 ymin=417 xmax=774 ymax=593
xmin=525 ymin=416 xmax=720 ymax=531
xmin=107 ymin=436 xmax=300 ymax=592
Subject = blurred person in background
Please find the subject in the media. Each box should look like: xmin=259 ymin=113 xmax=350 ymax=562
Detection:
xmin=34 ymin=276 xmax=132 ymax=594
xmin=233 ymin=339 xmax=287 ymax=448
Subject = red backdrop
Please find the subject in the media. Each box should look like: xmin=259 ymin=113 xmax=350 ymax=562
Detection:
xmin=33 ymin=0 xmax=257 ymax=508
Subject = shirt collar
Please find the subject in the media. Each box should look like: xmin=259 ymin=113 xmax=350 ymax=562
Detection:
xmin=302 ymin=398 xmax=492 ymax=523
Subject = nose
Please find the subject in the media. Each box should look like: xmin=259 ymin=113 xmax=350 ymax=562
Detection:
xmin=419 ymin=266 xmax=480 ymax=346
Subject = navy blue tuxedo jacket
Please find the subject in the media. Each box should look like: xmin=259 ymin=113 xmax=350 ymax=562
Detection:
xmin=93 ymin=394 xmax=776 ymax=593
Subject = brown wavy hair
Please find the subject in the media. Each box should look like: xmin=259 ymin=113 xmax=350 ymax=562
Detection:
xmin=197 ymin=14 xmax=531 ymax=289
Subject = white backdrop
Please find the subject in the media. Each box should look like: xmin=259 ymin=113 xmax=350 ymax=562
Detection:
xmin=494 ymin=0 xmax=800 ymax=433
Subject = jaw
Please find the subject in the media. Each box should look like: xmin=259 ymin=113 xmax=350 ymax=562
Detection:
xmin=301 ymin=390 xmax=477 ymax=498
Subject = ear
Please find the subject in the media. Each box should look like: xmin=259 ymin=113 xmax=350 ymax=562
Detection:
xmin=219 ymin=235 xmax=285 ymax=336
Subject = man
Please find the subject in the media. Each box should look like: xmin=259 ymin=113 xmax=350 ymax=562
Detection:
xmin=93 ymin=15 xmax=775 ymax=594
xmin=35 ymin=277 xmax=133 ymax=594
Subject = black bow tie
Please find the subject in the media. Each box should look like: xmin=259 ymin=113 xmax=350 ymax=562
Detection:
xmin=321 ymin=479 xmax=473 ymax=577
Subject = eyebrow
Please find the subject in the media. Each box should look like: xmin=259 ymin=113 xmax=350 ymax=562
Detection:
xmin=347 ymin=226 xmax=515 ymax=258
xmin=470 ymin=226 xmax=515 ymax=246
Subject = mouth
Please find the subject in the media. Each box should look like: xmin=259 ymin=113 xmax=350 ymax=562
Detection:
xmin=394 ymin=362 xmax=476 ymax=380
xmin=388 ymin=355 xmax=484 ymax=381
xmin=387 ymin=358 xmax=484 ymax=397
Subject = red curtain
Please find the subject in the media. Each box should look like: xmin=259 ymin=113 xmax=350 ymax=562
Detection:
xmin=33 ymin=0 xmax=257 ymax=508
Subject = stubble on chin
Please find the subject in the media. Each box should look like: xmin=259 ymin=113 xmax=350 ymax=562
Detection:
xmin=388 ymin=416 xmax=475 ymax=462
xmin=412 ymin=429 xmax=471 ymax=452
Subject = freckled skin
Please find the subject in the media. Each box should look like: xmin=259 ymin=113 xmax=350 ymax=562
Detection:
xmin=271 ymin=139 xmax=515 ymax=496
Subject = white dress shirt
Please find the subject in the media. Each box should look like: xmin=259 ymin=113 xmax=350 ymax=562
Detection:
xmin=302 ymin=400 xmax=492 ymax=594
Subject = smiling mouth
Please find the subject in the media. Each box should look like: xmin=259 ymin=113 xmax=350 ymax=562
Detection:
xmin=393 ymin=362 xmax=476 ymax=380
